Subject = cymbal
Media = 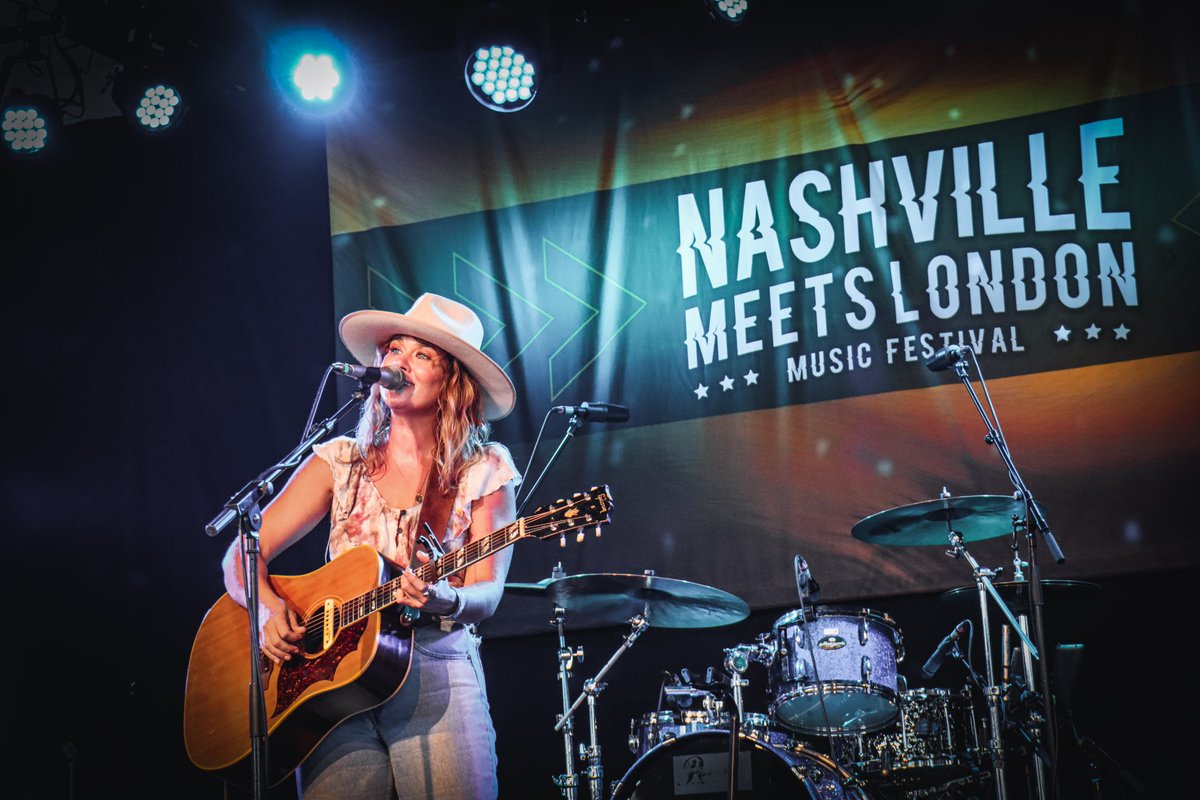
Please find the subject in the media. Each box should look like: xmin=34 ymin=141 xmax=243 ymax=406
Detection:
xmin=941 ymin=579 xmax=1101 ymax=608
xmin=503 ymin=579 xmax=555 ymax=596
xmin=852 ymin=495 xmax=1041 ymax=546
xmin=537 ymin=572 xmax=750 ymax=628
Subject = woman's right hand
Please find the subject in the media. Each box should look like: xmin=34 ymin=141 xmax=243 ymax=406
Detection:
xmin=258 ymin=596 xmax=306 ymax=664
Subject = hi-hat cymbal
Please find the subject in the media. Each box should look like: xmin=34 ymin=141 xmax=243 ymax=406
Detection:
xmin=941 ymin=579 xmax=1101 ymax=609
xmin=852 ymin=495 xmax=1041 ymax=546
xmin=537 ymin=572 xmax=750 ymax=628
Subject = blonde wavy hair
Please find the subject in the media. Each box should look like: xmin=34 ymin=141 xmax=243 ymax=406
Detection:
xmin=352 ymin=336 xmax=491 ymax=492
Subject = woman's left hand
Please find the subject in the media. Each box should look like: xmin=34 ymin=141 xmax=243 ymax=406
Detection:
xmin=396 ymin=551 xmax=459 ymax=616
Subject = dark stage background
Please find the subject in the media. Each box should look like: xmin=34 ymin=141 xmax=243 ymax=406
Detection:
xmin=4 ymin=1 xmax=1199 ymax=798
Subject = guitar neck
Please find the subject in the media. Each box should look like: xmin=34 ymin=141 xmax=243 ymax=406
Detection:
xmin=339 ymin=518 xmax=526 ymax=626
xmin=332 ymin=486 xmax=610 ymax=628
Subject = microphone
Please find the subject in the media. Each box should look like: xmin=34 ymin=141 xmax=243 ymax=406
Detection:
xmin=920 ymin=620 xmax=970 ymax=679
xmin=794 ymin=555 xmax=821 ymax=601
xmin=332 ymin=362 xmax=410 ymax=390
xmin=550 ymin=401 xmax=630 ymax=422
xmin=925 ymin=345 xmax=967 ymax=372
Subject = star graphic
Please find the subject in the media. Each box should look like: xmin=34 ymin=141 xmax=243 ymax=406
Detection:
xmin=1054 ymin=325 xmax=1071 ymax=342
xmin=720 ymin=375 xmax=735 ymax=392
xmin=694 ymin=383 xmax=709 ymax=399
xmin=1114 ymin=323 xmax=1131 ymax=340
xmin=744 ymin=369 xmax=759 ymax=386
xmin=1084 ymin=324 xmax=1101 ymax=340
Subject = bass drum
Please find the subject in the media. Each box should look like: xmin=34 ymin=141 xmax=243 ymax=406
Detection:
xmin=610 ymin=731 xmax=871 ymax=799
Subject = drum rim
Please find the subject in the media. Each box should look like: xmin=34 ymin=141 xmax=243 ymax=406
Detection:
xmin=769 ymin=683 xmax=900 ymax=734
xmin=773 ymin=605 xmax=900 ymax=629
xmin=632 ymin=708 xmax=731 ymax=724
xmin=611 ymin=728 xmax=853 ymax=799
xmin=899 ymin=686 xmax=972 ymax=701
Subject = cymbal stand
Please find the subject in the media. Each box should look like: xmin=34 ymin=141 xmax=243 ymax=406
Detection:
xmin=555 ymin=614 xmax=650 ymax=800
xmin=551 ymin=604 xmax=585 ymax=800
xmin=946 ymin=523 xmax=1040 ymax=800
xmin=1002 ymin=534 xmax=1050 ymax=800
xmin=948 ymin=346 xmax=1065 ymax=798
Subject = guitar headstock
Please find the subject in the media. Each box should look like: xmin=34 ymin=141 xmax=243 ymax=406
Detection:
xmin=524 ymin=485 xmax=614 ymax=544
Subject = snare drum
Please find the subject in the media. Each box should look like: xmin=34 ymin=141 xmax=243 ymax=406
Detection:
xmin=867 ymin=687 xmax=982 ymax=787
xmin=739 ymin=712 xmax=797 ymax=750
xmin=768 ymin=606 xmax=904 ymax=735
xmin=611 ymin=731 xmax=869 ymax=799
xmin=628 ymin=708 xmax=730 ymax=758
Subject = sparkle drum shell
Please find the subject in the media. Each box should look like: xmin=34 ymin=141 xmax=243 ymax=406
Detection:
xmin=629 ymin=709 xmax=731 ymax=758
xmin=865 ymin=687 xmax=982 ymax=787
xmin=768 ymin=606 xmax=904 ymax=735
xmin=610 ymin=731 xmax=869 ymax=800
xmin=629 ymin=711 xmax=795 ymax=759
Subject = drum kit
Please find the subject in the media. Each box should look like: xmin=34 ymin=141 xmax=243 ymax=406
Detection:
xmin=507 ymin=490 xmax=1096 ymax=800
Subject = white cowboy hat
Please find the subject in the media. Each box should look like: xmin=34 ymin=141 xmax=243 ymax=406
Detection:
xmin=339 ymin=293 xmax=516 ymax=421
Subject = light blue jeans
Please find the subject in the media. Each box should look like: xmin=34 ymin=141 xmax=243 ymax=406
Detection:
xmin=299 ymin=625 xmax=499 ymax=800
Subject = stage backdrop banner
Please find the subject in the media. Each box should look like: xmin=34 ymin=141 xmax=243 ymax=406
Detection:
xmin=325 ymin=4 xmax=1200 ymax=634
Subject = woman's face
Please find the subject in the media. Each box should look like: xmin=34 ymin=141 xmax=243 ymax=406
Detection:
xmin=379 ymin=335 xmax=449 ymax=417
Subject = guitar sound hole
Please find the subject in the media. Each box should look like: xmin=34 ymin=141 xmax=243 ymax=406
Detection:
xmin=300 ymin=607 xmax=342 ymax=656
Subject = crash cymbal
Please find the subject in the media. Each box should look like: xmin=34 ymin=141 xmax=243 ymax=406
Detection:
xmin=940 ymin=579 xmax=1101 ymax=608
xmin=540 ymin=572 xmax=750 ymax=628
xmin=852 ymin=495 xmax=1042 ymax=546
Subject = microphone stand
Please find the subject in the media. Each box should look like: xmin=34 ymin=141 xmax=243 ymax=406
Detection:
xmin=945 ymin=512 xmax=1039 ymax=800
xmin=204 ymin=384 xmax=368 ymax=800
xmin=517 ymin=411 xmax=584 ymax=517
xmin=519 ymin=410 xmax=593 ymax=796
xmin=947 ymin=348 xmax=1064 ymax=799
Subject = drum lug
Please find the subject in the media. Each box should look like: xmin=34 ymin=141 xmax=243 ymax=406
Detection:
xmin=859 ymin=617 xmax=870 ymax=646
xmin=861 ymin=654 xmax=873 ymax=684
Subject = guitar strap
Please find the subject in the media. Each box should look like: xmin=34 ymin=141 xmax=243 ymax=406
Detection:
xmin=415 ymin=472 xmax=461 ymax=587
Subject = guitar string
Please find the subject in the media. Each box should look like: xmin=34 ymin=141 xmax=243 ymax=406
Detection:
xmin=296 ymin=495 xmax=607 ymax=647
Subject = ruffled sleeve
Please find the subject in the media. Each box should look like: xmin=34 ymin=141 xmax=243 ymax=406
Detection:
xmin=443 ymin=443 xmax=522 ymax=552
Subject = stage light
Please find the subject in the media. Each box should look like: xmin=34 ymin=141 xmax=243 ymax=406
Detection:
xmin=705 ymin=0 xmax=749 ymax=24
xmin=133 ymin=83 xmax=183 ymax=130
xmin=465 ymin=45 xmax=537 ymax=112
xmin=1 ymin=93 xmax=59 ymax=155
xmin=293 ymin=53 xmax=340 ymax=102
xmin=268 ymin=29 xmax=356 ymax=117
xmin=111 ymin=64 xmax=190 ymax=134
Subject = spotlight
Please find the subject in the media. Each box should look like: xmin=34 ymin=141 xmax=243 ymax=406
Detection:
xmin=1 ymin=93 xmax=60 ymax=155
xmin=267 ymin=29 xmax=356 ymax=117
xmin=465 ymin=45 xmax=537 ymax=113
xmin=293 ymin=53 xmax=340 ymax=102
xmin=133 ymin=83 xmax=183 ymax=130
xmin=112 ymin=66 xmax=189 ymax=134
xmin=705 ymin=0 xmax=749 ymax=24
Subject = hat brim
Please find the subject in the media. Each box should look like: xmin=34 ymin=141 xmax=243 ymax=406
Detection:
xmin=339 ymin=309 xmax=516 ymax=421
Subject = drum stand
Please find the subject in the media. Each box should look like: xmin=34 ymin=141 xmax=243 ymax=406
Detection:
xmin=945 ymin=511 xmax=1040 ymax=800
xmin=554 ymin=613 xmax=650 ymax=800
xmin=551 ymin=604 xmax=586 ymax=800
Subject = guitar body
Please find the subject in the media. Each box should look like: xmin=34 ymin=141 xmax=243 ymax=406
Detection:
xmin=183 ymin=545 xmax=413 ymax=788
xmin=183 ymin=485 xmax=613 ymax=788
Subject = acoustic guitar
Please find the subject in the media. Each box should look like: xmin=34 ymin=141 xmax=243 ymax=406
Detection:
xmin=183 ymin=485 xmax=613 ymax=788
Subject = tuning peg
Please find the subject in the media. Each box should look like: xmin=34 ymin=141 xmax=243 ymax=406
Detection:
xmin=576 ymin=531 xmax=585 ymax=543
xmin=594 ymin=525 xmax=602 ymax=538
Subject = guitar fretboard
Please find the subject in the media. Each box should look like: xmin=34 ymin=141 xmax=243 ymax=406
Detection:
xmin=331 ymin=495 xmax=601 ymax=627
